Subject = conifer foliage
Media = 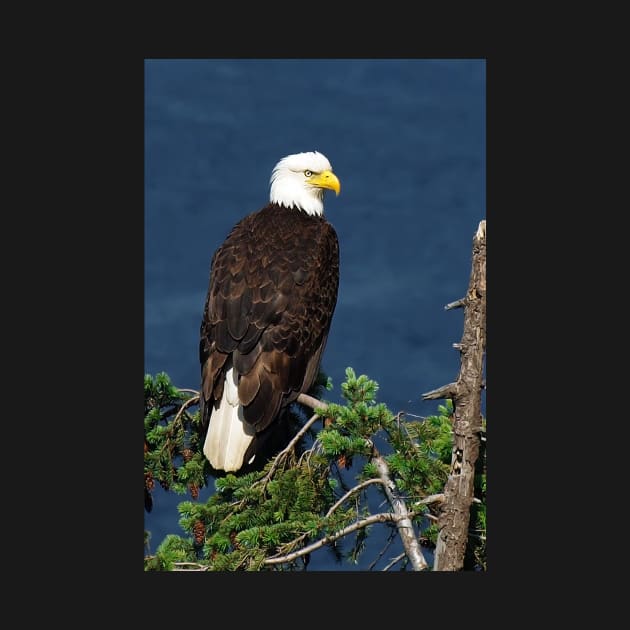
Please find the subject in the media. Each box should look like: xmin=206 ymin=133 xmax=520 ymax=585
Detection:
xmin=144 ymin=368 xmax=486 ymax=571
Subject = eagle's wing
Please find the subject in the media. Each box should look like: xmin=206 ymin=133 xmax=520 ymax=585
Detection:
xmin=200 ymin=205 xmax=339 ymax=434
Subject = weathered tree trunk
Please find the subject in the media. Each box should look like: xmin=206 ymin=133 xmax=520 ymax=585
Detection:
xmin=422 ymin=220 xmax=486 ymax=571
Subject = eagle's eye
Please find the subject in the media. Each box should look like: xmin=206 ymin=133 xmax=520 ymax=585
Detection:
xmin=304 ymin=170 xmax=313 ymax=177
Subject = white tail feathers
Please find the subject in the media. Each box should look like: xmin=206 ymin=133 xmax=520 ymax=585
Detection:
xmin=203 ymin=366 xmax=255 ymax=472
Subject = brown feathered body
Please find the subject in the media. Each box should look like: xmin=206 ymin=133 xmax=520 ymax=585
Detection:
xmin=199 ymin=202 xmax=339 ymax=472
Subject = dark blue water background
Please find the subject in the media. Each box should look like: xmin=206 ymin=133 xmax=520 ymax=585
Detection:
xmin=145 ymin=59 xmax=485 ymax=570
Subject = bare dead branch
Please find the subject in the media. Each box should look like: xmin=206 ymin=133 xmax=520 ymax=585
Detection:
xmin=433 ymin=219 xmax=486 ymax=571
xmin=414 ymin=493 xmax=445 ymax=506
xmin=422 ymin=383 xmax=458 ymax=400
xmin=445 ymin=298 xmax=466 ymax=310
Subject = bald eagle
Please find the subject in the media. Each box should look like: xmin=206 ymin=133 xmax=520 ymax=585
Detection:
xmin=199 ymin=151 xmax=341 ymax=473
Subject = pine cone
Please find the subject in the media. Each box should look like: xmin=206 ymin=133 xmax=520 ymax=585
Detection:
xmin=144 ymin=470 xmax=155 ymax=492
xmin=182 ymin=448 xmax=193 ymax=462
xmin=193 ymin=520 xmax=205 ymax=545
xmin=188 ymin=483 xmax=199 ymax=500
xmin=337 ymin=454 xmax=352 ymax=469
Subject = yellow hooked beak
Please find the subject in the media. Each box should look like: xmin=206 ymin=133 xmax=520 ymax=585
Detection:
xmin=309 ymin=169 xmax=341 ymax=196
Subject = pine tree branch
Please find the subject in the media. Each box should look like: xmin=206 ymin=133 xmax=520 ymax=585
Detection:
xmin=263 ymin=511 xmax=415 ymax=566
xmin=159 ymin=405 xmax=181 ymax=420
xmin=257 ymin=409 xmax=322 ymax=484
xmin=153 ymin=394 xmax=200 ymax=461
xmin=296 ymin=392 xmax=430 ymax=571
xmin=372 ymin=449 xmax=429 ymax=571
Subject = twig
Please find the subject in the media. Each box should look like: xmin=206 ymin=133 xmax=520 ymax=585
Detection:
xmin=445 ymin=298 xmax=466 ymax=311
xmin=381 ymin=552 xmax=406 ymax=572
xmin=263 ymin=511 xmax=414 ymax=566
xmin=177 ymin=388 xmax=200 ymax=396
xmin=172 ymin=562 xmax=208 ymax=571
xmin=281 ymin=411 xmax=321 ymax=456
xmin=392 ymin=412 xmax=422 ymax=451
xmin=468 ymin=533 xmax=486 ymax=541
xmin=368 ymin=528 xmax=398 ymax=571
xmin=172 ymin=395 xmax=200 ymax=425
xmin=155 ymin=394 xmax=200 ymax=458
xmin=257 ymin=411 xmax=321 ymax=484
xmin=414 ymin=493 xmax=445 ymax=506
xmin=325 ymin=478 xmax=385 ymax=517
xmin=297 ymin=392 xmax=328 ymax=411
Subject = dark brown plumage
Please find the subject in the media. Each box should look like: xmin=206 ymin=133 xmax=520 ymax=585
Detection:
xmin=199 ymin=202 xmax=339 ymax=471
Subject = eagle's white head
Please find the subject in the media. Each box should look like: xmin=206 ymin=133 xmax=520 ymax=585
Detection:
xmin=269 ymin=151 xmax=341 ymax=216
